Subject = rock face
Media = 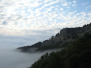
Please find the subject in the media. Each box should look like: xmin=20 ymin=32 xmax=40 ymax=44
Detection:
xmin=17 ymin=23 xmax=91 ymax=52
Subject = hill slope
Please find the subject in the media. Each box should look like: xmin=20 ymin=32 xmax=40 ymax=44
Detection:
xmin=29 ymin=33 xmax=91 ymax=68
xmin=17 ymin=23 xmax=91 ymax=52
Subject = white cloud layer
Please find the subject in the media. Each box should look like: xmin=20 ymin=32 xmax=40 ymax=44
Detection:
xmin=0 ymin=0 xmax=91 ymax=46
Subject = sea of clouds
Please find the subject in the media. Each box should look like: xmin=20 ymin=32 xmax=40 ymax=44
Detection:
xmin=0 ymin=46 xmax=48 ymax=68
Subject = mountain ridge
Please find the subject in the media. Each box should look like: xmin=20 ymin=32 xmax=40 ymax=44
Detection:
xmin=17 ymin=23 xmax=91 ymax=52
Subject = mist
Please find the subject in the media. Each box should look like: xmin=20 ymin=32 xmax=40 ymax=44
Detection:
xmin=0 ymin=46 xmax=49 ymax=68
xmin=0 ymin=34 xmax=61 ymax=68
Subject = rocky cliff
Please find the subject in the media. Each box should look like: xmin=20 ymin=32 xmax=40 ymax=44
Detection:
xmin=17 ymin=23 xmax=91 ymax=52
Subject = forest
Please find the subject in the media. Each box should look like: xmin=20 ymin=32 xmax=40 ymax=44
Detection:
xmin=29 ymin=33 xmax=91 ymax=68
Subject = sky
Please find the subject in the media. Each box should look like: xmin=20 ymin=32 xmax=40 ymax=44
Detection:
xmin=0 ymin=0 xmax=91 ymax=47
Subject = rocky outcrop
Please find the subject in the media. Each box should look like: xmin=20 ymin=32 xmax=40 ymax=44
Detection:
xmin=17 ymin=23 xmax=91 ymax=52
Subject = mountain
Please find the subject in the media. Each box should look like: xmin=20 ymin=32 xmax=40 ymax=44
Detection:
xmin=29 ymin=32 xmax=91 ymax=68
xmin=17 ymin=23 xmax=91 ymax=52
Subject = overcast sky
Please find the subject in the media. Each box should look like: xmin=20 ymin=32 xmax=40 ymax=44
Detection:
xmin=0 ymin=0 xmax=91 ymax=47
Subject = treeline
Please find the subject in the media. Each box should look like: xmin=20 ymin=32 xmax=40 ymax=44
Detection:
xmin=29 ymin=33 xmax=91 ymax=68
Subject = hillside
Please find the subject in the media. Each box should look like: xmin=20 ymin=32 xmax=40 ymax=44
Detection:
xmin=17 ymin=23 xmax=91 ymax=52
xmin=29 ymin=33 xmax=91 ymax=68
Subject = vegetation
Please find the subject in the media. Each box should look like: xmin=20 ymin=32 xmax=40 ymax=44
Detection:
xmin=17 ymin=23 xmax=91 ymax=52
xmin=17 ymin=42 xmax=42 ymax=52
xmin=72 ymin=33 xmax=79 ymax=39
xmin=29 ymin=33 xmax=91 ymax=68
xmin=36 ymin=40 xmax=63 ymax=51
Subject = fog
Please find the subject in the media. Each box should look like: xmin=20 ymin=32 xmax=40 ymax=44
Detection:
xmin=0 ymin=46 xmax=49 ymax=68
xmin=0 ymin=30 xmax=60 ymax=68
xmin=0 ymin=34 xmax=61 ymax=68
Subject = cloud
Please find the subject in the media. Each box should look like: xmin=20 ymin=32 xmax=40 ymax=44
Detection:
xmin=0 ymin=45 xmax=52 ymax=68
xmin=72 ymin=4 xmax=77 ymax=7
xmin=61 ymin=2 xmax=68 ymax=6
xmin=60 ymin=8 xmax=64 ymax=10
xmin=73 ymin=1 xmax=76 ymax=3
xmin=0 ymin=0 xmax=91 ymax=37
xmin=36 ymin=0 xmax=59 ymax=11
xmin=44 ymin=0 xmax=53 ymax=3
